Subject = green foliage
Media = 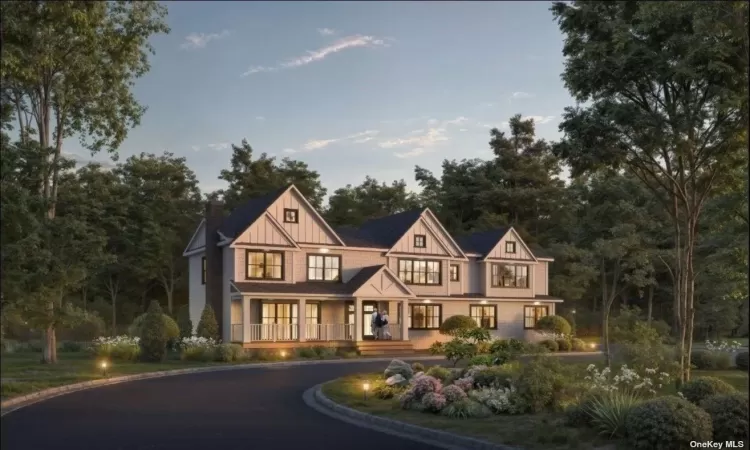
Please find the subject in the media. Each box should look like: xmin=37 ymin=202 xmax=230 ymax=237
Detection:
xmin=535 ymin=315 xmax=572 ymax=336
xmin=736 ymin=352 xmax=749 ymax=371
xmin=468 ymin=354 xmax=495 ymax=367
xmin=176 ymin=306 xmax=193 ymax=339
xmin=139 ymin=301 xmax=168 ymax=362
xmin=540 ymin=339 xmax=559 ymax=352
xmin=625 ymin=397 xmax=713 ymax=450
xmin=384 ymin=359 xmax=413 ymax=380
xmin=679 ymin=377 xmax=736 ymax=405
xmin=571 ymin=338 xmax=586 ymax=352
xmin=514 ymin=357 xmax=569 ymax=413
xmin=311 ymin=345 xmax=336 ymax=358
xmin=472 ymin=365 xmax=516 ymax=389
xmin=489 ymin=338 xmax=525 ymax=353
xmin=454 ymin=327 xmax=491 ymax=343
xmin=425 ymin=366 xmax=451 ymax=383
xmin=439 ymin=398 xmax=491 ymax=419
xmin=583 ymin=390 xmax=643 ymax=438
xmin=442 ymin=339 xmax=478 ymax=366
xmin=214 ymin=343 xmax=245 ymax=362
xmin=60 ymin=314 xmax=106 ymax=342
xmin=181 ymin=346 xmax=214 ymax=362
xmin=556 ymin=339 xmax=572 ymax=352
xmin=196 ymin=304 xmax=219 ymax=340
xmin=372 ymin=381 xmax=406 ymax=400
xmin=700 ymin=393 xmax=750 ymax=442
xmin=295 ymin=347 xmax=316 ymax=358
xmin=128 ymin=313 xmax=180 ymax=341
xmin=438 ymin=315 xmax=477 ymax=336
xmin=325 ymin=177 xmax=422 ymax=228
xmin=59 ymin=341 xmax=85 ymax=353
xmin=428 ymin=341 xmax=445 ymax=355
xmin=691 ymin=350 xmax=732 ymax=370
xmin=411 ymin=362 xmax=425 ymax=372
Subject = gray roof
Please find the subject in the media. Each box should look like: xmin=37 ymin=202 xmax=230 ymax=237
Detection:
xmin=455 ymin=228 xmax=509 ymax=255
xmin=218 ymin=185 xmax=290 ymax=239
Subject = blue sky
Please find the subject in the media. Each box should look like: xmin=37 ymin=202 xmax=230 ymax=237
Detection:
xmin=67 ymin=1 xmax=573 ymax=196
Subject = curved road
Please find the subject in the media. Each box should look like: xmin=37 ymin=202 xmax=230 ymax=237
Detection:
xmin=1 ymin=361 xmax=441 ymax=450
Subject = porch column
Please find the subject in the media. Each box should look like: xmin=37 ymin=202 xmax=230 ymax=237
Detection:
xmin=298 ymin=298 xmax=306 ymax=342
xmin=400 ymin=300 xmax=409 ymax=341
xmin=242 ymin=296 xmax=251 ymax=342
xmin=354 ymin=297 xmax=363 ymax=342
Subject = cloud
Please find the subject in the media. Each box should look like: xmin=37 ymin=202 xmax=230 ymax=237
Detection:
xmin=459 ymin=128 xmax=468 ymax=132
xmin=191 ymin=145 xmax=200 ymax=152
xmin=510 ymin=91 xmax=534 ymax=99
xmin=317 ymin=28 xmax=337 ymax=36
xmin=207 ymin=142 xmax=231 ymax=150
xmin=181 ymin=30 xmax=231 ymax=50
xmin=522 ymin=115 xmax=556 ymax=124
xmin=443 ymin=116 xmax=469 ymax=126
xmin=286 ymin=130 xmax=380 ymax=153
xmin=64 ymin=152 xmax=116 ymax=169
xmin=256 ymin=116 xmax=265 ymax=121
xmin=379 ymin=128 xmax=448 ymax=149
xmin=242 ymin=34 xmax=389 ymax=77
xmin=394 ymin=147 xmax=431 ymax=159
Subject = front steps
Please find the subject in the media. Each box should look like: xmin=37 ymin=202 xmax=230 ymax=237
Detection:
xmin=356 ymin=340 xmax=415 ymax=356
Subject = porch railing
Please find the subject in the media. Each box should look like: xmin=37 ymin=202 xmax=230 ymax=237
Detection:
xmin=383 ymin=323 xmax=401 ymax=341
xmin=248 ymin=323 xmax=298 ymax=341
xmin=230 ymin=324 xmax=243 ymax=342
xmin=304 ymin=323 xmax=354 ymax=341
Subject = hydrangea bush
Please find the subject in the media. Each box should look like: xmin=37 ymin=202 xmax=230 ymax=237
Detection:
xmin=705 ymin=339 xmax=743 ymax=353
xmin=584 ymin=364 xmax=672 ymax=397
xmin=90 ymin=335 xmax=141 ymax=361
xmin=180 ymin=336 xmax=218 ymax=361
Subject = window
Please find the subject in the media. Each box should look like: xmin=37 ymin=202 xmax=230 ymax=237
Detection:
xmin=414 ymin=234 xmax=426 ymax=248
xmin=449 ymin=264 xmax=460 ymax=282
xmin=491 ymin=264 xmax=528 ymax=288
xmin=470 ymin=305 xmax=497 ymax=329
xmin=283 ymin=208 xmax=298 ymax=223
xmin=398 ymin=259 xmax=442 ymax=285
xmin=524 ymin=305 xmax=548 ymax=329
xmin=305 ymin=302 xmax=321 ymax=324
xmin=262 ymin=303 xmax=298 ymax=340
xmin=409 ymin=304 xmax=442 ymax=329
xmin=505 ymin=241 xmax=516 ymax=254
xmin=246 ymin=250 xmax=284 ymax=280
xmin=307 ymin=254 xmax=341 ymax=281
xmin=201 ymin=256 xmax=206 ymax=285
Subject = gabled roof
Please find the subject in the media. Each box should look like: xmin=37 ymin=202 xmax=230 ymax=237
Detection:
xmin=355 ymin=209 xmax=424 ymax=248
xmin=218 ymin=185 xmax=290 ymax=239
xmin=333 ymin=227 xmax=384 ymax=248
xmin=455 ymin=228 xmax=509 ymax=255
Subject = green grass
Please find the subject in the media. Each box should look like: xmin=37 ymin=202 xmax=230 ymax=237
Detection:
xmin=322 ymin=372 xmax=618 ymax=450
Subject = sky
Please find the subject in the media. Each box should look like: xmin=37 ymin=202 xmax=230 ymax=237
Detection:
xmin=66 ymin=1 xmax=574 ymax=197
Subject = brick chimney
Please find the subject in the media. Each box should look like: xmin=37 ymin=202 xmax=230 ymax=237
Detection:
xmin=204 ymin=200 xmax=225 ymax=336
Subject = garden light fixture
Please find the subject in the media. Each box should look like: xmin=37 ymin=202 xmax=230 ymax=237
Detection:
xmin=100 ymin=361 xmax=108 ymax=376
xmin=363 ymin=382 xmax=370 ymax=401
xmin=280 ymin=350 xmax=287 ymax=358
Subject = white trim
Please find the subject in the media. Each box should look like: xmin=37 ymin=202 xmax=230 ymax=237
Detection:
xmin=415 ymin=296 xmax=564 ymax=303
xmin=182 ymin=219 xmax=206 ymax=256
xmin=261 ymin=212 xmax=301 ymax=249
xmin=241 ymin=293 xmax=353 ymax=299
xmin=230 ymin=243 xmax=300 ymax=251
xmin=183 ymin=247 xmax=206 ymax=257
xmin=350 ymin=265 xmax=416 ymax=298
xmin=480 ymin=227 xmax=538 ymax=263
xmin=297 ymin=243 xmax=386 ymax=252
xmin=422 ymin=208 xmax=470 ymax=260
xmin=537 ymin=257 xmax=554 ymax=262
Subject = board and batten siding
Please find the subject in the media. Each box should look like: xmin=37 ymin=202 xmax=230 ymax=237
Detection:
xmin=186 ymin=221 xmax=206 ymax=251
xmin=448 ymin=261 xmax=463 ymax=296
xmin=188 ymin=253 xmax=206 ymax=334
xmin=485 ymin=228 xmax=535 ymax=261
xmin=534 ymin=262 xmax=548 ymax=295
xmin=235 ymin=214 xmax=295 ymax=247
xmin=293 ymin=249 xmax=387 ymax=283
xmin=420 ymin=211 xmax=465 ymax=257
xmin=390 ymin=219 xmax=450 ymax=256
xmin=266 ymin=189 xmax=339 ymax=245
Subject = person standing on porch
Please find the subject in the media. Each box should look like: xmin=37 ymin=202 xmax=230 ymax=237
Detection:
xmin=371 ymin=309 xmax=381 ymax=339
xmin=381 ymin=310 xmax=391 ymax=340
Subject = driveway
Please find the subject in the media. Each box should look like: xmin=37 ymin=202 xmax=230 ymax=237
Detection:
xmin=1 ymin=361 xmax=441 ymax=450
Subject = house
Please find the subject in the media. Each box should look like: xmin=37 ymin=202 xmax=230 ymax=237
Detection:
xmin=182 ymin=184 xmax=562 ymax=353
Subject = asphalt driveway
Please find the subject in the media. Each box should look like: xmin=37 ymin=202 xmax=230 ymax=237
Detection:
xmin=1 ymin=361 xmax=441 ymax=450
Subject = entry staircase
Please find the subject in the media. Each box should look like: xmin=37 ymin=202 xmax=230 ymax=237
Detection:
xmin=356 ymin=339 xmax=415 ymax=356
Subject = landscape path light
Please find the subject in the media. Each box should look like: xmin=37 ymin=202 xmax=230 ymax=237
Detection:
xmin=363 ymin=382 xmax=370 ymax=401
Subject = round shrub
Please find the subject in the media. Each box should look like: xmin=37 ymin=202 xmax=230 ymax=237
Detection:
xmin=411 ymin=362 xmax=425 ymax=372
xmin=425 ymin=365 xmax=451 ymax=382
xmin=514 ymin=357 xmax=567 ymax=413
xmin=453 ymin=376 xmax=474 ymax=392
xmin=556 ymin=339 xmax=572 ymax=352
xmin=440 ymin=398 xmax=491 ymax=419
xmin=384 ymin=359 xmax=414 ymax=380
xmin=489 ymin=338 xmax=525 ymax=354
xmin=679 ymin=376 xmax=736 ymax=404
xmin=442 ymin=384 xmax=468 ymax=403
xmin=411 ymin=375 xmax=443 ymax=397
xmin=736 ymin=351 xmax=749 ymax=371
xmin=439 ymin=315 xmax=477 ymax=336
xmin=535 ymin=315 xmax=572 ymax=336
xmin=571 ymin=338 xmax=586 ymax=352
xmin=625 ymin=396 xmax=713 ymax=450
xmin=214 ymin=343 xmax=245 ymax=362
xmin=422 ymin=392 xmax=447 ymax=412
xmin=373 ymin=382 xmax=406 ymax=400
xmin=700 ymin=393 xmax=749 ymax=442
xmin=140 ymin=301 xmax=168 ymax=362
xmin=129 ymin=313 xmax=180 ymax=341
xmin=540 ymin=339 xmax=559 ymax=352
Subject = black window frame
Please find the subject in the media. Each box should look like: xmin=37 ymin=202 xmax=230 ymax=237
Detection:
xmin=397 ymin=258 xmax=442 ymax=285
xmin=524 ymin=305 xmax=549 ymax=329
xmin=201 ymin=256 xmax=206 ymax=285
xmin=306 ymin=253 xmax=342 ymax=282
xmin=470 ymin=304 xmax=497 ymax=330
xmin=246 ymin=250 xmax=285 ymax=280
xmin=449 ymin=264 xmax=460 ymax=282
xmin=305 ymin=302 xmax=321 ymax=324
xmin=283 ymin=208 xmax=299 ymax=224
xmin=408 ymin=304 xmax=442 ymax=330
xmin=490 ymin=263 xmax=529 ymax=288
xmin=505 ymin=241 xmax=516 ymax=254
xmin=414 ymin=234 xmax=426 ymax=248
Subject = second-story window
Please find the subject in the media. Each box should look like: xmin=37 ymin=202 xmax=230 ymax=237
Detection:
xmin=414 ymin=234 xmax=426 ymax=248
xmin=307 ymin=254 xmax=341 ymax=282
xmin=283 ymin=208 xmax=298 ymax=223
xmin=201 ymin=256 xmax=207 ymax=285
xmin=491 ymin=263 xmax=528 ymax=288
xmin=505 ymin=241 xmax=516 ymax=254
xmin=246 ymin=250 xmax=284 ymax=280
xmin=398 ymin=259 xmax=441 ymax=285
xmin=449 ymin=264 xmax=460 ymax=282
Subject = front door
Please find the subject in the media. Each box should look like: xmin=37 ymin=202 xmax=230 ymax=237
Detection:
xmin=362 ymin=301 xmax=379 ymax=340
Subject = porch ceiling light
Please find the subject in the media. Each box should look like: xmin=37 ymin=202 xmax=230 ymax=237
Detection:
xmin=533 ymin=301 xmax=540 ymax=305
xmin=423 ymin=299 xmax=431 ymax=303
xmin=319 ymin=248 xmax=330 ymax=253
xmin=480 ymin=300 xmax=487 ymax=304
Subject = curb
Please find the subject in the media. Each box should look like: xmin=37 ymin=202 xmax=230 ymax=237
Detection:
xmin=304 ymin=383 xmax=519 ymax=450
xmin=0 ymin=355 xmax=445 ymax=417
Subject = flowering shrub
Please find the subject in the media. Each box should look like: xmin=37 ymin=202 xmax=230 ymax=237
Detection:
xmin=442 ymin=384 xmax=468 ymax=403
xmin=90 ymin=336 xmax=141 ymax=361
xmin=584 ymin=364 xmax=672 ymax=397
xmin=422 ymin=392 xmax=447 ymax=412
xmin=453 ymin=376 xmax=474 ymax=392
xmin=464 ymin=365 xmax=488 ymax=378
xmin=705 ymin=339 xmax=743 ymax=353
xmin=425 ymin=365 xmax=451 ymax=382
xmin=410 ymin=374 xmax=442 ymax=397
xmin=440 ymin=398 xmax=491 ymax=419
xmin=469 ymin=386 xmax=525 ymax=414
xmin=180 ymin=336 xmax=218 ymax=361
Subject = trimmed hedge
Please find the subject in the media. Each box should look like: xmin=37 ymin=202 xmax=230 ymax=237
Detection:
xmin=700 ymin=393 xmax=750 ymax=442
xmin=535 ymin=315 xmax=572 ymax=336
xmin=439 ymin=315 xmax=477 ymax=336
xmin=679 ymin=377 xmax=736 ymax=405
xmin=128 ymin=313 xmax=180 ymax=341
xmin=625 ymin=396 xmax=713 ymax=450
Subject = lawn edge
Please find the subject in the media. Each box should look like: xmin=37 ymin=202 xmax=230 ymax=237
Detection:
xmin=304 ymin=382 xmax=520 ymax=450
xmin=0 ymin=355 xmax=445 ymax=417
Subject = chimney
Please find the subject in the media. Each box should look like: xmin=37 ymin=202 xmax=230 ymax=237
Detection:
xmin=204 ymin=200 xmax=225 ymax=337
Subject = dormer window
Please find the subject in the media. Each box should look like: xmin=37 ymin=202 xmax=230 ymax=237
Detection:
xmin=283 ymin=208 xmax=298 ymax=223
xmin=414 ymin=234 xmax=426 ymax=248
xmin=505 ymin=241 xmax=516 ymax=254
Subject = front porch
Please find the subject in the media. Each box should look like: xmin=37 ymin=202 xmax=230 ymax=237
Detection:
xmin=227 ymin=298 xmax=409 ymax=345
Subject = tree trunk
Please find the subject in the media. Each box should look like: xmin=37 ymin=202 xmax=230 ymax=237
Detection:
xmin=601 ymin=261 xmax=611 ymax=367
xmin=646 ymin=284 xmax=653 ymax=325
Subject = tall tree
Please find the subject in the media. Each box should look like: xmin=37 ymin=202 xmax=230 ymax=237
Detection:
xmin=551 ymin=1 xmax=748 ymax=382
xmin=325 ymin=177 xmax=421 ymax=227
